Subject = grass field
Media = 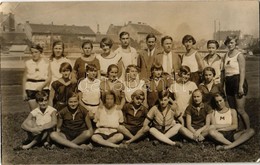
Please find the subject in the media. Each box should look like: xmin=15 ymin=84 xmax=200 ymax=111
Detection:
xmin=1 ymin=57 xmax=260 ymax=163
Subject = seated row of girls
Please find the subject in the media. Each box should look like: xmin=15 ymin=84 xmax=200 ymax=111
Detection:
xmin=184 ymin=89 xmax=254 ymax=150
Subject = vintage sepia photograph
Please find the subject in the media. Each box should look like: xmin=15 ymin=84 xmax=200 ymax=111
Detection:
xmin=1 ymin=0 xmax=259 ymax=164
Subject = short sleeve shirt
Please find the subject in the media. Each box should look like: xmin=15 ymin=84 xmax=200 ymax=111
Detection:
xmin=185 ymin=103 xmax=212 ymax=128
xmin=73 ymin=56 xmax=100 ymax=80
xmin=147 ymin=105 xmax=177 ymax=131
xmin=31 ymin=106 xmax=56 ymax=126
xmin=122 ymin=103 xmax=148 ymax=127
xmin=94 ymin=106 xmax=124 ymax=129
xmin=58 ymin=106 xmax=89 ymax=132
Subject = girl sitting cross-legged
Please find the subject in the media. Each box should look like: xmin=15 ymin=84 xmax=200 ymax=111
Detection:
xmin=91 ymin=91 xmax=127 ymax=148
xmin=125 ymin=90 xmax=196 ymax=146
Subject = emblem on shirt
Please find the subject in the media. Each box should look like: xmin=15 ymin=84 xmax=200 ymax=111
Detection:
xmin=226 ymin=60 xmax=230 ymax=65
xmin=220 ymin=116 xmax=225 ymax=120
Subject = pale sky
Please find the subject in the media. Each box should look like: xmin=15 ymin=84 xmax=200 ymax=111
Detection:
xmin=1 ymin=1 xmax=259 ymax=41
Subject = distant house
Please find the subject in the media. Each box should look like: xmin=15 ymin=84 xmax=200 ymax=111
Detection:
xmin=0 ymin=12 xmax=15 ymax=32
xmin=24 ymin=22 xmax=96 ymax=49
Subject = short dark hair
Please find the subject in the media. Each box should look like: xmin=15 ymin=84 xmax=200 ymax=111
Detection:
xmin=158 ymin=90 xmax=169 ymax=100
xmin=67 ymin=92 xmax=79 ymax=101
xmin=182 ymin=35 xmax=196 ymax=45
xmin=207 ymin=40 xmax=219 ymax=49
xmin=224 ymin=35 xmax=239 ymax=46
xmin=59 ymin=62 xmax=72 ymax=73
xmin=210 ymin=92 xmax=227 ymax=109
xmin=30 ymin=44 xmax=43 ymax=53
xmin=86 ymin=63 xmax=97 ymax=72
xmin=50 ymin=41 xmax=65 ymax=60
xmin=102 ymin=90 xmax=116 ymax=104
xmin=202 ymin=66 xmax=216 ymax=77
xmin=146 ymin=33 xmax=157 ymax=41
xmin=35 ymin=91 xmax=48 ymax=102
xmin=82 ymin=40 xmax=93 ymax=49
xmin=107 ymin=64 xmax=119 ymax=77
xmin=126 ymin=64 xmax=140 ymax=74
xmin=178 ymin=65 xmax=191 ymax=77
xmin=100 ymin=37 xmax=113 ymax=48
xmin=119 ymin=31 xmax=130 ymax=39
xmin=161 ymin=36 xmax=173 ymax=45
xmin=151 ymin=63 xmax=163 ymax=73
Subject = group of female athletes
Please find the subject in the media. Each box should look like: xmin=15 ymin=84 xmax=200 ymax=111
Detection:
xmin=18 ymin=32 xmax=254 ymax=151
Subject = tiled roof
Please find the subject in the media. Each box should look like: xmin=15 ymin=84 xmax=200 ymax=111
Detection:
xmin=29 ymin=23 xmax=96 ymax=35
xmin=106 ymin=24 xmax=122 ymax=35
xmin=128 ymin=23 xmax=161 ymax=35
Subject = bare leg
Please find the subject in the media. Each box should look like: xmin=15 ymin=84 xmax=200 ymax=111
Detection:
xmin=72 ymin=130 xmax=92 ymax=144
xmin=107 ymin=133 xmax=124 ymax=143
xmin=149 ymin=127 xmax=176 ymax=145
xmin=117 ymin=125 xmax=134 ymax=139
xmin=209 ymin=129 xmax=232 ymax=145
xmin=221 ymin=129 xmax=255 ymax=150
xmin=178 ymin=126 xmax=195 ymax=140
xmin=126 ymin=126 xmax=149 ymax=144
xmin=236 ymin=96 xmax=250 ymax=129
xmin=91 ymin=134 xmax=120 ymax=148
xmin=50 ymin=132 xmax=84 ymax=149
xmin=164 ymin=124 xmax=182 ymax=138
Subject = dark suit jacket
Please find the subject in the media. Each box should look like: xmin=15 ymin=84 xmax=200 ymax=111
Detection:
xmin=154 ymin=50 xmax=181 ymax=78
xmin=137 ymin=48 xmax=161 ymax=80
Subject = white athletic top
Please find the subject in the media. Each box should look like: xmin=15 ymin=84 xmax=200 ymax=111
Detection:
xmin=114 ymin=46 xmax=138 ymax=81
xmin=224 ymin=52 xmax=240 ymax=76
xmin=169 ymin=81 xmax=197 ymax=116
xmin=182 ymin=51 xmax=199 ymax=72
xmin=50 ymin=57 xmax=71 ymax=84
xmin=96 ymin=53 xmax=121 ymax=76
xmin=78 ymin=78 xmax=101 ymax=105
xmin=214 ymin=108 xmax=232 ymax=125
xmin=30 ymin=106 xmax=56 ymax=126
xmin=94 ymin=106 xmax=124 ymax=129
xmin=203 ymin=54 xmax=223 ymax=84
xmin=25 ymin=58 xmax=49 ymax=90
xmin=124 ymin=80 xmax=145 ymax=103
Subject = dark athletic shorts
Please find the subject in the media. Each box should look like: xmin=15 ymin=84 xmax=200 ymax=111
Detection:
xmin=94 ymin=132 xmax=119 ymax=140
xmin=225 ymin=74 xmax=248 ymax=97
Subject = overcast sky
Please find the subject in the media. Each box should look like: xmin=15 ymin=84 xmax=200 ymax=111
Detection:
xmin=1 ymin=1 xmax=259 ymax=41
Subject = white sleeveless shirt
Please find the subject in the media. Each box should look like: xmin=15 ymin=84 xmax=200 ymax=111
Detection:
xmin=182 ymin=51 xmax=199 ymax=72
xmin=224 ymin=52 xmax=240 ymax=76
xmin=214 ymin=108 xmax=232 ymax=125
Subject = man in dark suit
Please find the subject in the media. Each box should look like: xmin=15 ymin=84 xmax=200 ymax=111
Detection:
xmin=154 ymin=35 xmax=181 ymax=80
xmin=137 ymin=33 xmax=161 ymax=81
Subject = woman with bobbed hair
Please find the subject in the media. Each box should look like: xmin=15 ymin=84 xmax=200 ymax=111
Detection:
xmin=96 ymin=37 xmax=121 ymax=79
xmin=181 ymin=35 xmax=204 ymax=86
xmin=223 ymin=35 xmax=251 ymax=130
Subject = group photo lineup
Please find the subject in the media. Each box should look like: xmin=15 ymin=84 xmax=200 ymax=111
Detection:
xmin=1 ymin=1 xmax=259 ymax=164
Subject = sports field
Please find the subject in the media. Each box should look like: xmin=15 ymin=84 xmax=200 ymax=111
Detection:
xmin=1 ymin=56 xmax=259 ymax=163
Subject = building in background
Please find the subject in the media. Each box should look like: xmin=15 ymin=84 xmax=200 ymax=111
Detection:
xmin=23 ymin=22 xmax=96 ymax=49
